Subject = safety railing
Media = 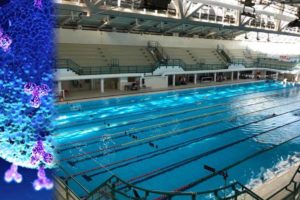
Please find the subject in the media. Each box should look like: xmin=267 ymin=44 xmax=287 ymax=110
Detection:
xmin=83 ymin=175 xmax=263 ymax=200
xmin=56 ymin=58 xmax=298 ymax=76
xmin=56 ymin=164 xmax=300 ymax=200
xmin=77 ymin=65 xmax=154 ymax=75
xmin=266 ymin=165 xmax=300 ymax=200
xmin=57 ymin=59 xmax=82 ymax=74
xmin=147 ymin=41 xmax=169 ymax=64
xmin=54 ymin=166 xmax=90 ymax=199
xmin=54 ymin=175 xmax=81 ymax=200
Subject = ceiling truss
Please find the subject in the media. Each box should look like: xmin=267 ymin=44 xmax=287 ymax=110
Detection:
xmin=55 ymin=0 xmax=300 ymax=40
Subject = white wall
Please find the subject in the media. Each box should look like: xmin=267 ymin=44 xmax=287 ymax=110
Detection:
xmin=144 ymin=76 xmax=168 ymax=89
xmin=55 ymin=68 xmax=78 ymax=77
xmin=56 ymin=28 xmax=300 ymax=54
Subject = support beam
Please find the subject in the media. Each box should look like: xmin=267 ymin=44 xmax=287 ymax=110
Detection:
xmin=139 ymin=77 xmax=143 ymax=87
xmin=205 ymin=31 xmax=217 ymax=37
xmin=172 ymin=0 xmax=185 ymax=19
xmin=173 ymin=75 xmax=176 ymax=87
xmin=100 ymin=78 xmax=104 ymax=93
xmin=231 ymin=72 xmax=234 ymax=81
xmin=63 ymin=5 xmax=300 ymax=37
xmin=237 ymin=71 xmax=240 ymax=80
xmin=91 ymin=79 xmax=95 ymax=89
xmin=185 ymin=3 xmax=204 ymax=19
xmin=295 ymin=73 xmax=299 ymax=82
xmin=94 ymin=0 xmax=104 ymax=6
xmin=164 ymin=24 xmax=183 ymax=33
xmin=58 ymin=81 xmax=62 ymax=92
xmin=214 ymin=73 xmax=217 ymax=82
xmin=276 ymin=72 xmax=279 ymax=80
xmin=190 ymin=0 xmax=295 ymax=22
xmin=194 ymin=74 xmax=197 ymax=84
xmin=276 ymin=4 xmax=285 ymax=32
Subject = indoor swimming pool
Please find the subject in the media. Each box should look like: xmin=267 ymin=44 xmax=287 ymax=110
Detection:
xmin=54 ymin=81 xmax=300 ymax=199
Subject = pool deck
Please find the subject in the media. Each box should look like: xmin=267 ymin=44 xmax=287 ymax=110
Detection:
xmin=59 ymin=79 xmax=260 ymax=103
xmin=251 ymin=163 xmax=300 ymax=199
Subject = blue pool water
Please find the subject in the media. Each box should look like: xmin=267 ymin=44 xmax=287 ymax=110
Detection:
xmin=54 ymin=81 xmax=300 ymax=199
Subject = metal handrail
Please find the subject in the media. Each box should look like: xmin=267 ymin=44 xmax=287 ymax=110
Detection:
xmin=84 ymin=175 xmax=263 ymax=200
xmin=266 ymin=164 xmax=300 ymax=200
xmin=56 ymin=165 xmax=90 ymax=196
xmin=54 ymin=175 xmax=81 ymax=200
xmin=56 ymin=56 xmax=297 ymax=76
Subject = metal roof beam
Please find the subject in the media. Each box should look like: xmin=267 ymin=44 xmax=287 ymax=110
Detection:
xmin=188 ymin=0 xmax=296 ymax=21
xmin=185 ymin=3 xmax=204 ymax=18
xmin=56 ymin=3 xmax=300 ymax=37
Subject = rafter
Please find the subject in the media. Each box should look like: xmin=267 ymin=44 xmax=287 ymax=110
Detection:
xmin=185 ymin=3 xmax=204 ymax=18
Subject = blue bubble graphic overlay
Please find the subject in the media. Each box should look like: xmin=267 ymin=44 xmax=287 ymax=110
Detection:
xmin=0 ymin=0 xmax=55 ymax=191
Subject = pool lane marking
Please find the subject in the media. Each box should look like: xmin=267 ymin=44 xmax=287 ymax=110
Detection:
xmin=55 ymin=88 xmax=296 ymax=150
xmin=114 ymin=119 xmax=300 ymax=189
xmin=66 ymin=108 xmax=300 ymax=178
xmin=59 ymin=100 xmax=300 ymax=163
xmin=56 ymin=82 xmax=276 ymax=115
xmin=54 ymin=85 xmax=289 ymax=130
xmin=57 ymin=97 xmax=272 ymax=153
xmin=54 ymin=85 xmax=292 ymax=130
xmin=155 ymin=133 xmax=300 ymax=200
xmin=55 ymin=91 xmax=278 ymax=143
xmin=58 ymin=100 xmax=300 ymax=162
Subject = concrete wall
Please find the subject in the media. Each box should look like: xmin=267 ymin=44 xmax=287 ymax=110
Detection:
xmin=144 ymin=76 xmax=168 ymax=89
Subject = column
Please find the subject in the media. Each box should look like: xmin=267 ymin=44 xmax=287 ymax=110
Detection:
xmin=275 ymin=72 xmax=279 ymax=80
xmin=91 ymin=79 xmax=95 ymax=90
xmin=252 ymin=70 xmax=255 ymax=79
xmin=139 ymin=77 xmax=143 ymax=87
xmin=100 ymin=79 xmax=104 ymax=93
xmin=214 ymin=73 xmax=217 ymax=82
xmin=58 ymin=81 xmax=63 ymax=98
xmin=237 ymin=72 xmax=240 ymax=80
xmin=231 ymin=72 xmax=234 ymax=81
xmin=58 ymin=81 xmax=62 ymax=92
xmin=194 ymin=74 xmax=197 ymax=85
xmin=172 ymin=75 xmax=176 ymax=87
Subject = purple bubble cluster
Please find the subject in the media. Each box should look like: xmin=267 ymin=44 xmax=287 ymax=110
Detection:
xmin=0 ymin=28 xmax=12 ymax=52
xmin=24 ymin=82 xmax=50 ymax=108
xmin=34 ymin=0 xmax=42 ymax=9
xmin=4 ymin=164 xmax=23 ymax=183
xmin=33 ymin=166 xmax=53 ymax=191
xmin=30 ymin=140 xmax=54 ymax=165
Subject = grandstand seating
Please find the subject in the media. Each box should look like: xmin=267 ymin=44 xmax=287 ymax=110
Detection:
xmin=58 ymin=43 xmax=297 ymax=73
xmin=164 ymin=47 xmax=224 ymax=65
xmin=58 ymin=43 xmax=155 ymax=67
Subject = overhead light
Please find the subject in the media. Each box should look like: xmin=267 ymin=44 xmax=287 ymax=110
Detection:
xmin=267 ymin=33 xmax=270 ymax=42
xmin=256 ymin=32 xmax=260 ymax=41
xmin=244 ymin=33 xmax=248 ymax=39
